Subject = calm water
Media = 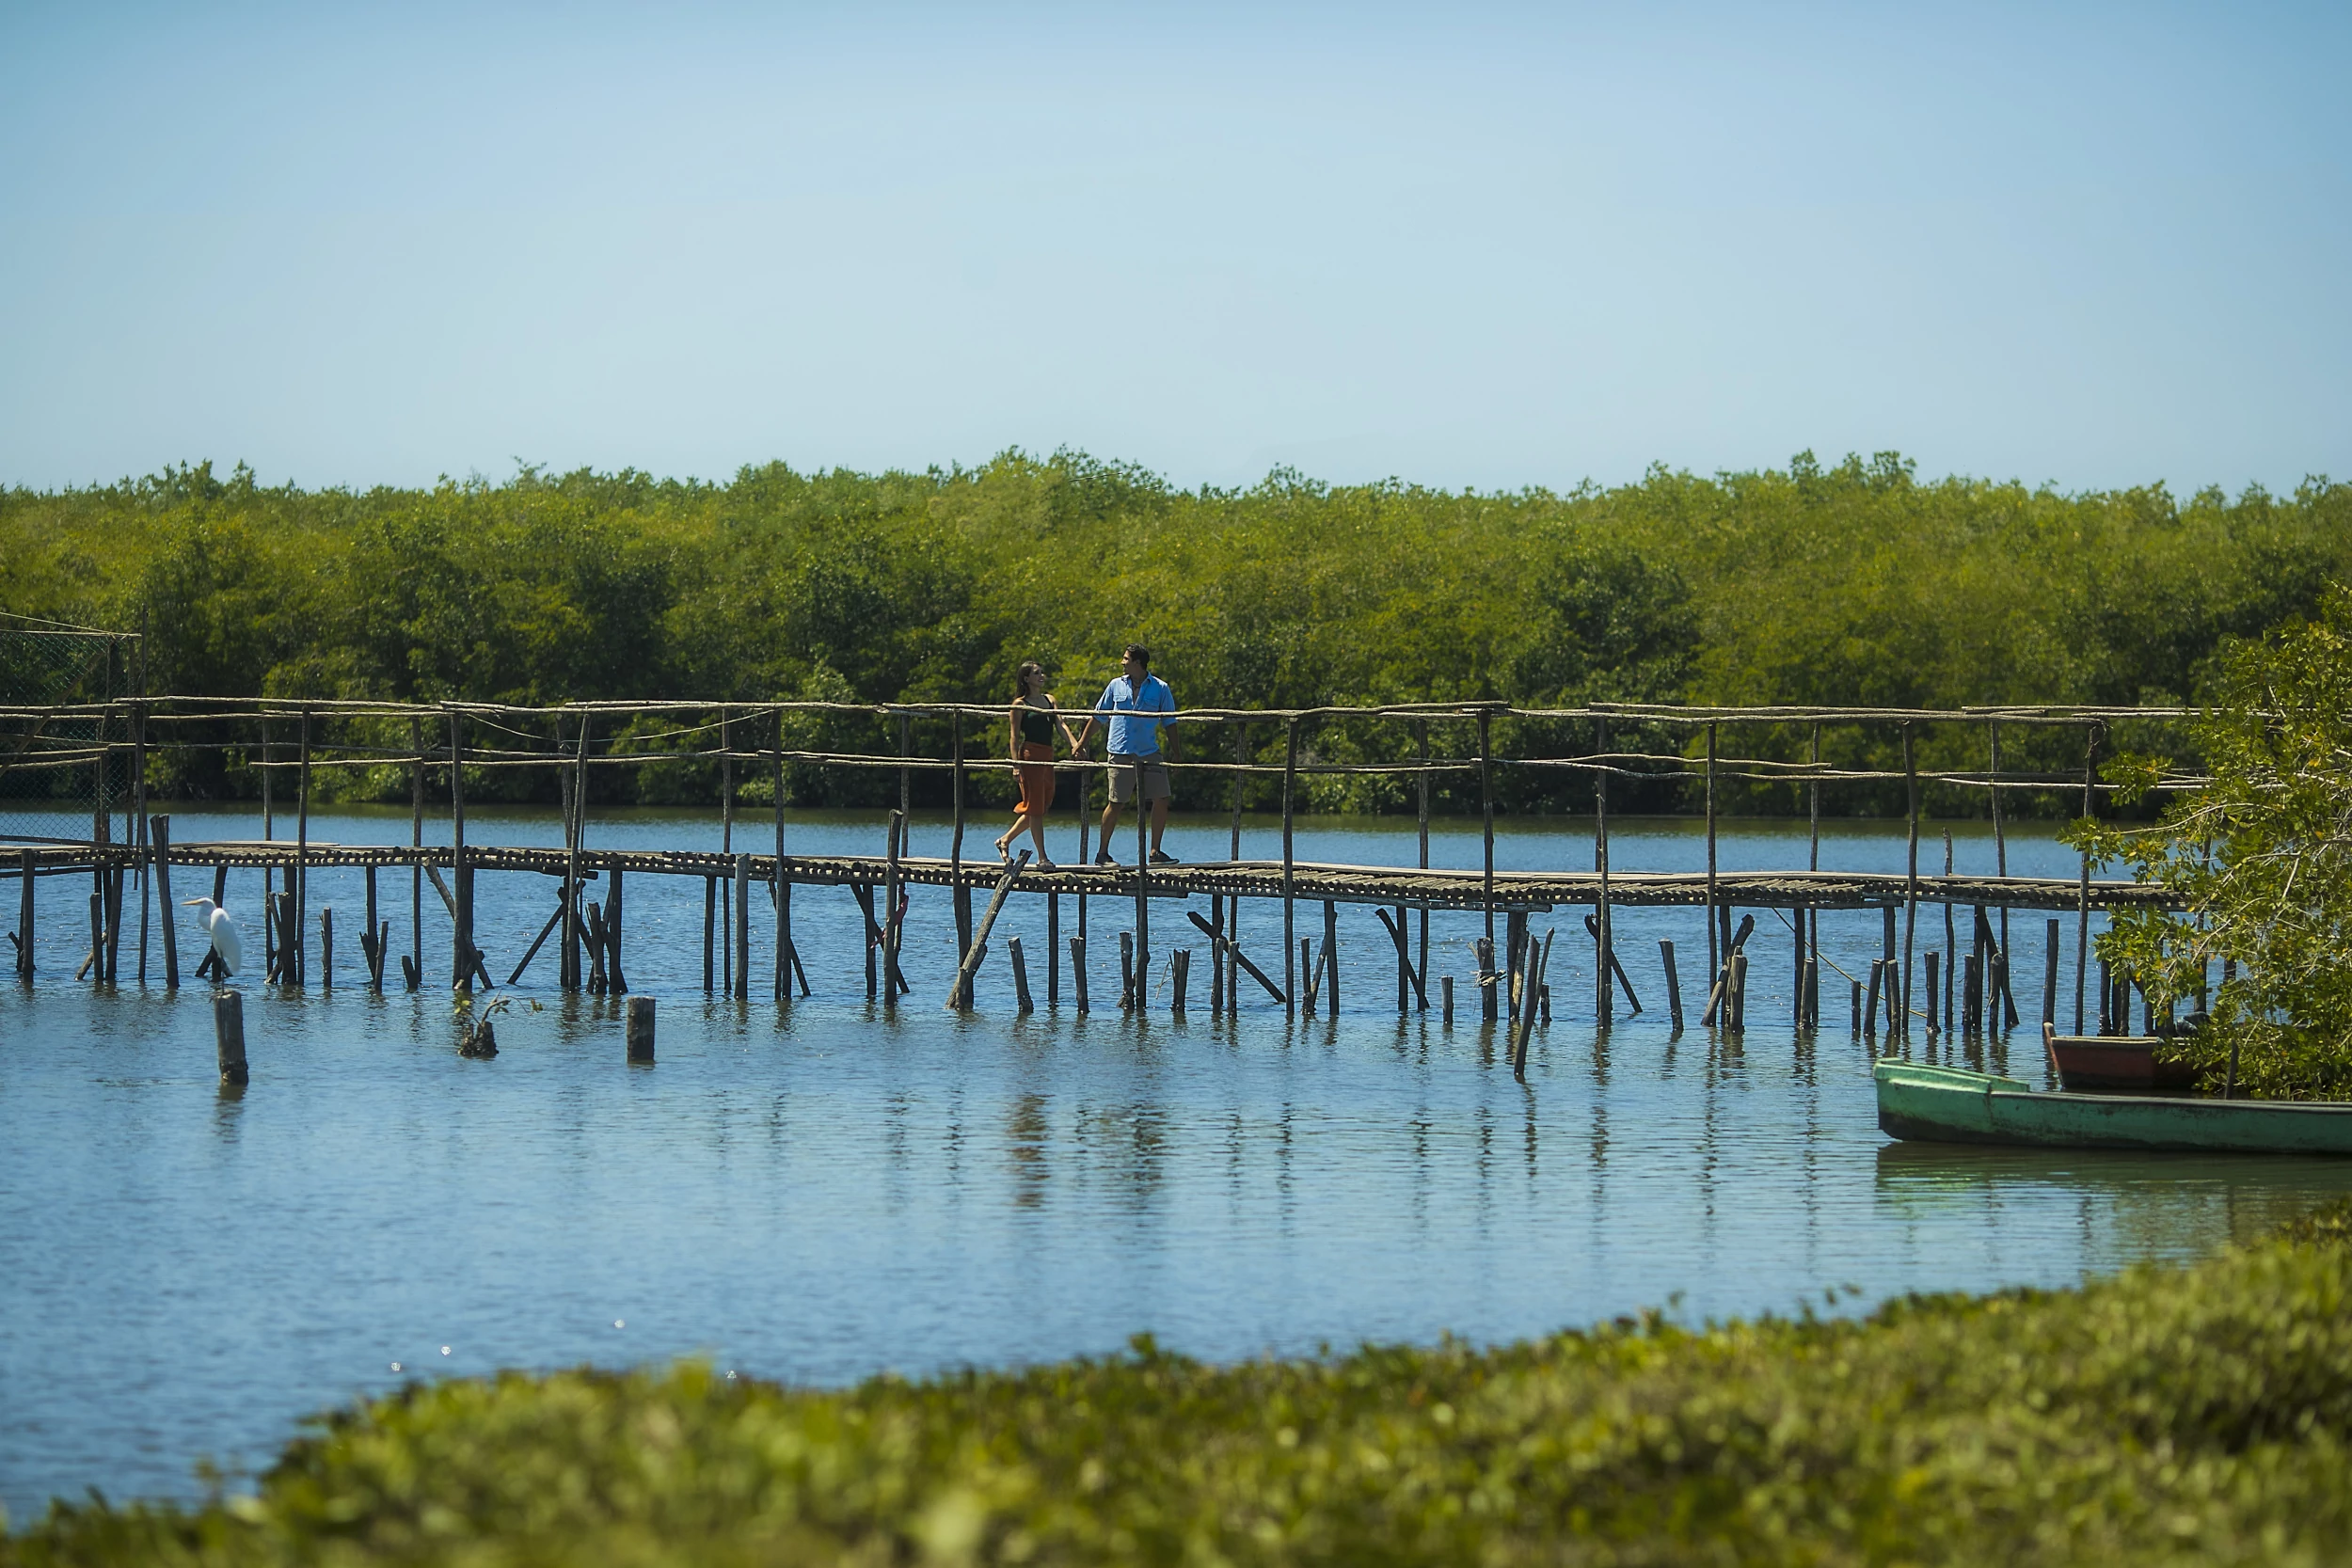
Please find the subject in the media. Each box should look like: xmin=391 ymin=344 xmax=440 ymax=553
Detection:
xmin=6 ymin=808 xmax=2350 ymax=1521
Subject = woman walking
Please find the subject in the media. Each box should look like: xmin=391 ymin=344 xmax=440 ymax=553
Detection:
xmin=995 ymin=661 xmax=1078 ymax=867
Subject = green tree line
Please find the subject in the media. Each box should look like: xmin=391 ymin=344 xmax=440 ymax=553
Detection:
xmin=4 ymin=451 xmax=2344 ymax=814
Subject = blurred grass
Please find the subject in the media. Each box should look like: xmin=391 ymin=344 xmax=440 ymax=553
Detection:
xmin=12 ymin=1199 xmax=2352 ymax=1565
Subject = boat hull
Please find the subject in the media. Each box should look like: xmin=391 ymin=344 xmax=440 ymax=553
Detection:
xmin=1875 ymin=1061 xmax=2352 ymax=1155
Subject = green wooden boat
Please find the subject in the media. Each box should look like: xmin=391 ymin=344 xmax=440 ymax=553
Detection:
xmin=1875 ymin=1060 xmax=2352 ymax=1155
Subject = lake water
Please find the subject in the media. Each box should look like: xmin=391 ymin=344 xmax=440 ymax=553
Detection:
xmin=6 ymin=808 xmax=2350 ymax=1522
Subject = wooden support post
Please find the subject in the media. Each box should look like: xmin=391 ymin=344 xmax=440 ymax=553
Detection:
xmin=1924 ymin=950 xmax=1940 ymax=1037
xmin=1416 ymin=719 xmax=1431 ymax=1007
xmin=1132 ymin=753 xmax=1149 ymax=977
xmin=1704 ymin=720 xmax=1719 ymax=982
xmin=733 ymin=852 xmax=751 ymax=1001
xmin=952 ymin=715 xmax=972 ymax=986
xmin=853 ymin=882 xmax=878 ymax=999
xmin=1479 ymin=708 xmax=1495 ymax=973
xmin=1990 ymin=719 xmax=2009 ymax=952
xmin=1120 ymin=929 xmax=1136 ymax=1013
xmin=85 ymin=886 xmax=103 ymax=983
xmin=1322 ymin=898 xmax=1340 ymax=1018
xmin=2043 ymin=917 xmax=2060 ymax=1026
xmin=1282 ymin=717 xmax=1298 ymax=1016
xmin=2076 ymin=722 xmax=2096 ymax=1033
xmin=507 ymin=896 xmax=569 ymax=986
xmin=1211 ymin=893 xmax=1226 ymax=1013
xmin=320 ymin=907 xmax=333 ymax=989
xmin=1661 ymin=939 xmax=1683 ymax=1031
xmin=703 ymin=877 xmax=718 ymax=992
xmin=1511 ymin=928 xmax=1551 ymax=1080
xmin=786 ymin=705 xmax=804 ymax=1001
xmin=585 ymin=902 xmax=609 ymax=993
xmin=153 ymin=818 xmax=177 ymax=987
xmin=1009 ymin=935 xmax=1034 ymax=1013
xmin=1440 ymin=974 xmax=1454 ymax=1024
xmin=1581 ymin=913 xmax=1640 ymax=1014
xmin=1595 ymin=714 xmax=1612 ymax=1027
xmin=15 ymin=847 xmax=31 ymax=980
xmin=294 ymin=709 xmax=309 ymax=988
xmin=449 ymin=712 xmax=469 ymax=992
xmin=133 ymin=701 xmax=149 ymax=983
xmin=1727 ymin=950 xmax=1747 ymax=1034
xmin=626 ymin=996 xmax=655 ymax=1063
xmin=1185 ymin=909 xmax=1283 ymax=1003
xmin=1071 ymin=935 xmax=1089 ymax=1013
xmin=1900 ymin=722 xmax=1917 ymax=1037
xmin=1793 ymin=901 xmax=1807 ymax=1028
xmin=564 ymin=714 xmax=585 ymax=990
xmin=1298 ymin=938 xmax=1318 ymax=1015
xmin=362 ymin=863 xmax=380 ymax=990
xmin=1373 ymin=907 xmax=1428 ymax=1010
xmin=945 ymin=851 xmax=1029 ymax=1010
xmin=1171 ymin=948 xmax=1189 ymax=1014
xmin=1851 ymin=976 xmax=1864 ymax=1035
xmin=1863 ymin=958 xmax=1883 ymax=1040
xmin=882 ymin=810 xmax=904 ymax=1007
xmin=214 ymin=990 xmax=247 ymax=1084
xmin=409 ymin=719 xmax=423 ymax=990
xmin=1476 ymin=936 xmax=1497 ymax=1022
xmin=607 ymin=866 xmax=627 ymax=994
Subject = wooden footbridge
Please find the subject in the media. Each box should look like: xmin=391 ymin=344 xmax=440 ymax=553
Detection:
xmin=5 ymin=689 xmax=2201 ymax=1069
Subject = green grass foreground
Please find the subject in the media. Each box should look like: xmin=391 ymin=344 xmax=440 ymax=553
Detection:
xmin=15 ymin=1204 xmax=2352 ymax=1567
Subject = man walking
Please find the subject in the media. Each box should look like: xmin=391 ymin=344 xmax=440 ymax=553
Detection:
xmin=1072 ymin=644 xmax=1179 ymax=865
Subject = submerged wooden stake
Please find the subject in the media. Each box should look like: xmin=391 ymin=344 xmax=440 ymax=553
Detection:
xmin=214 ymin=990 xmax=248 ymax=1084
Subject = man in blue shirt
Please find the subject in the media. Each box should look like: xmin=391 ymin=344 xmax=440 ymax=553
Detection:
xmin=1070 ymin=643 xmax=1180 ymax=865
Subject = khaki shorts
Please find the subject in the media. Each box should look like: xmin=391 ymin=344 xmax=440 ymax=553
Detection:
xmin=1106 ymin=752 xmax=1171 ymax=804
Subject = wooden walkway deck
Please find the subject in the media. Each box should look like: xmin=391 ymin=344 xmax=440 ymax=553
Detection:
xmin=7 ymin=838 xmax=2179 ymax=912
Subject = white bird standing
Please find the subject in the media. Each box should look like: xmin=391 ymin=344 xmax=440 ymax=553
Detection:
xmin=183 ymin=897 xmax=243 ymax=979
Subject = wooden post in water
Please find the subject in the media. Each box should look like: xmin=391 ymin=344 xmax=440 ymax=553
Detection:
xmin=132 ymin=701 xmax=149 ymax=982
xmin=449 ymin=711 xmax=469 ymax=992
xmin=1476 ymin=935 xmax=1497 ymax=1022
xmin=1924 ymin=950 xmax=1940 ymax=1037
xmin=2042 ymin=917 xmax=2060 ymax=1026
xmin=564 ymin=715 xmax=585 ymax=991
xmin=1416 ymin=720 xmax=1431 ymax=1002
xmin=1440 ymin=974 xmax=1454 ymax=1024
xmin=1071 ymin=935 xmax=1089 ymax=1013
xmin=320 ymin=907 xmax=334 ymax=989
xmin=1595 ymin=714 xmax=1612 ymax=1027
xmin=14 ymin=847 xmax=31 ymax=980
xmin=1989 ymin=719 xmax=2010 ymax=951
xmin=882 ymin=811 xmax=904 ymax=1009
xmin=1120 ymin=929 xmax=1136 ymax=1012
xmin=1282 ymin=717 xmax=1298 ymax=1017
xmin=1133 ymin=756 xmax=1149 ymax=982
xmin=733 ymin=852 xmax=752 ymax=1001
xmin=1479 ymin=709 xmax=1495 ymax=970
xmin=214 ymin=990 xmax=247 ymax=1084
xmin=2075 ymin=722 xmax=2096 ymax=1034
xmin=1863 ymin=958 xmax=1883 ymax=1040
xmin=1901 ymin=722 xmax=1918 ymax=1037
xmin=719 ymin=710 xmax=734 ymax=996
xmin=1661 ymin=940 xmax=1682 ymax=1031
xmin=626 ymin=996 xmax=655 ymax=1063
xmin=952 ymin=713 xmax=972 ymax=984
xmin=1322 ymin=898 xmax=1340 ymax=1018
xmin=607 ymin=866 xmax=628 ymax=993
xmin=1704 ymin=721 xmax=1719 ymax=983
xmin=1009 ymin=935 xmax=1034 ymax=1012
xmin=774 ymin=707 xmax=790 ymax=1001
xmin=153 ymin=817 xmax=180 ymax=987
xmin=1171 ymin=948 xmax=1189 ymax=1014
xmin=702 ymin=878 xmax=717 ymax=992
xmin=409 ymin=719 xmax=423 ymax=990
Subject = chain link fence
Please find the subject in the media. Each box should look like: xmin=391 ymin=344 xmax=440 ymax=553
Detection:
xmin=0 ymin=615 xmax=140 ymax=846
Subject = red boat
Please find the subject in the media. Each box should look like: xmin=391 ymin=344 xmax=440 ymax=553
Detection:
xmin=2042 ymin=1023 xmax=2201 ymax=1093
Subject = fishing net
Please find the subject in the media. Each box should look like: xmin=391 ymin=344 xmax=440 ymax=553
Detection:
xmin=0 ymin=616 xmax=139 ymax=846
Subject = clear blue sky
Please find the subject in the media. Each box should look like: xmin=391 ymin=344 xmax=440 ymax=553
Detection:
xmin=2 ymin=1 xmax=2344 ymax=495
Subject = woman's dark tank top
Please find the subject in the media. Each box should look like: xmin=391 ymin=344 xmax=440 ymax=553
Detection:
xmin=1019 ymin=703 xmax=1053 ymax=744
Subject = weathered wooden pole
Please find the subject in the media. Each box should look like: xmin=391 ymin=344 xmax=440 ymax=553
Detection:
xmin=14 ymin=847 xmax=31 ymax=980
xmin=1440 ymin=974 xmax=1454 ymax=1024
xmin=153 ymin=817 xmax=178 ymax=987
xmin=133 ymin=702 xmax=150 ymax=982
xmin=408 ymin=718 xmax=423 ymax=990
xmin=952 ymin=713 xmax=974 ymax=985
xmin=946 ymin=851 xmax=1030 ymax=1010
xmin=1071 ymin=934 xmax=1089 ymax=1013
xmin=702 ymin=877 xmax=718 ymax=992
xmin=2042 ymin=917 xmax=2060 ymax=1026
xmin=774 ymin=706 xmax=792 ymax=1000
xmin=626 ymin=996 xmax=655 ymax=1063
xmin=1901 ymin=722 xmax=1918 ymax=1037
xmin=882 ymin=809 xmax=905 ymax=1008
xmin=1661 ymin=939 xmax=1682 ymax=1031
xmin=320 ymin=907 xmax=333 ymax=989
xmin=1009 ymin=934 xmax=1034 ymax=1012
xmin=294 ymin=708 xmax=310 ymax=987
xmin=733 ymin=851 xmax=752 ymax=1001
xmin=1282 ymin=716 xmax=1298 ymax=1017
xmin=1322 ymin=898 xmax=1340 ymax=1018
xmin=1132 ymin=755 xmax=1149 ymax=981
xmin=1989 ymin=718 xmax=2009 ymax=951
xmin=449 ymin=711 xmax=469 ymax=991
xmin=1704 ymin=721 xmax=1719 ymax=983
xmin=1479 ymin=709 xmax=1495 ymax=967
xmin=1171 ymin=947 xmax=1190 ymax=1013
xmin=214 ymin=990 xmax=248 ymax=1084
xmin=564 ymin=715 xmax=585 ymax=991
xmin=2075 ymin=722 xmax=2096 ymax=1033
xmin=1416 ymin=719 xmax=1431 ymax=1000
xmin=719 ymin=710 xmax=734 ymax=997
xmin=1595 ymin=714 xmax=1612 ymax=1026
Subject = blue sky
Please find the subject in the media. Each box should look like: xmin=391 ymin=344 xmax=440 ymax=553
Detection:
xmin=2 ymin=1 xmax=2344 ymax=494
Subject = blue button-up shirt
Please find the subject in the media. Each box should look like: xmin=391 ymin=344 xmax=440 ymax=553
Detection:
xmin=1096 ymin=673 xmax=1175 ymax=755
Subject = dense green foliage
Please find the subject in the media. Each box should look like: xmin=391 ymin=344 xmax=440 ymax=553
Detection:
xmin=4 ymin=451 xmax=2344 ymax=813
xmin=14 ymin=1202 xmax=2352 ymax=1565
xmin=2072 ymin=587 xmax=2352 ymax=1100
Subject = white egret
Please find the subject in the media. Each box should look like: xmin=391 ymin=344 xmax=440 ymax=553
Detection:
xmin=183 ymin=897 xmax=243 ymax=979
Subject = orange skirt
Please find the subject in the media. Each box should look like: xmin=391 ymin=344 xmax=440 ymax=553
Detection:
xmin=1016 ymin=742 xmax=1057 ymax=815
